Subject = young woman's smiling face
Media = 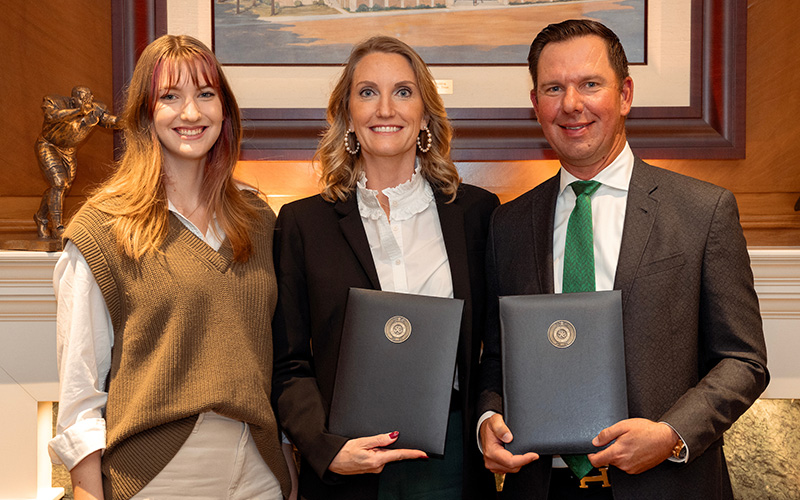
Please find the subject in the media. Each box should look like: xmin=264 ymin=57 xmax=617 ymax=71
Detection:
xmin=153 ymin=64 xmax=223 ymax=169
xmin=348 ymin=52 xmax=427 ymax=166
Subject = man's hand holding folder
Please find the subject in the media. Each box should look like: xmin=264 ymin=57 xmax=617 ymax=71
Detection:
xmin=480 ymin=414 xmax=538 ymax=474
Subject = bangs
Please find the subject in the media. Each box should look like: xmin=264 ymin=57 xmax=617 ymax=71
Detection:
xmin=149 ymin=51 xmax=221 ymax=113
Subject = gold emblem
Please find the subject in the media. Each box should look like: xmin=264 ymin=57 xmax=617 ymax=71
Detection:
xmin=384 ymin=316 xmax=412 ymax=343
xmin=548 ymin=320 xmax=576 ymax=348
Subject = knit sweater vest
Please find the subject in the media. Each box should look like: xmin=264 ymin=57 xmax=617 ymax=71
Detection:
xmin=64 ymin=194 xmax=291 ymax=500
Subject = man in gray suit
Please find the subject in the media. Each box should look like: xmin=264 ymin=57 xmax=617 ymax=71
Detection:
xmin=477 ymin=20 xmax=768 ymax=499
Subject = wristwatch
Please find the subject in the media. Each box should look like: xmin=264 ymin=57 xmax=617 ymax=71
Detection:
xmin=672 ymin=437 xmax=687 ymax=460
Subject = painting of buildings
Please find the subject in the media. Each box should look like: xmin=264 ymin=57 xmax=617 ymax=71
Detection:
xmin=213 ymin=0 xmax=646 ymax=65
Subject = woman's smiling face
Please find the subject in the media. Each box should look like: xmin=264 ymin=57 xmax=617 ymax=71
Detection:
xmin=153 ymin=64 xmax=223 ymax=169
xmin=348 ymin=52 xmax=427 ymax=166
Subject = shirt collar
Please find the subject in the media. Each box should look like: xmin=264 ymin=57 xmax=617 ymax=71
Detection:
xmin=356 ymin=162 xmax=434 ymax=221
xmin=167 ymin=199 xmax=222 ymax=245
xmin=559 ymin=142 xmax=634 ymax=195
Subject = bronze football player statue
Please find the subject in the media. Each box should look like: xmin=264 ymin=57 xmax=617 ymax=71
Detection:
xmin=34 ymin=86 xmax=119 ymax=239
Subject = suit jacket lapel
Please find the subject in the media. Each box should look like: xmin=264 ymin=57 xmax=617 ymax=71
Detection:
xmin=435 ymin=191 xmax=473 ymax=395
xmin=335 ymin=196 xmax=381 ymax=290
xmin=614 ymin=158 xmax=659 ymax=308
xmin=533 ymin=174 xmax=560 ymax=295
xmin=435 ymin=192 xmax=470 ymax=301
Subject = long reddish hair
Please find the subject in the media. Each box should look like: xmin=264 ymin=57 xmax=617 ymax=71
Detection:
xmin=80 ymin=34 xmax=259 ymax=261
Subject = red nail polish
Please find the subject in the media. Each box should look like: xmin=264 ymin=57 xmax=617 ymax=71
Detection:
xmin=389 ymin=431 xmax=399 ymax=439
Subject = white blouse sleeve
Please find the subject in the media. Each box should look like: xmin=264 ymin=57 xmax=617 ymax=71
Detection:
xmin=47 ymin=241 xmax=114 ymax=471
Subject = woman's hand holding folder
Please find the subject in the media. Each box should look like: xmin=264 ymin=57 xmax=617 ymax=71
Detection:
xmin=328 ymin=431 xmax=428 ymax=475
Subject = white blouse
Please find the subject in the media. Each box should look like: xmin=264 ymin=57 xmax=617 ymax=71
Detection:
xmin=356 ymin=166 xmax=453 ymax=299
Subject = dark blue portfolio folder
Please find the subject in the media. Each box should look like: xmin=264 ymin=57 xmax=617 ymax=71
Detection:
xmin=329 ymin=288 xmax=464 ymax=457
xmin=500 ymin=290 xmax=628 ymax=455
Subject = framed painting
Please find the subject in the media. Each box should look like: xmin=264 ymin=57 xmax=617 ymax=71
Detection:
xmin=111 ymin=0 xmax=746 ymax=160
xmin=212 ymin=0 xmax=647 ymax=66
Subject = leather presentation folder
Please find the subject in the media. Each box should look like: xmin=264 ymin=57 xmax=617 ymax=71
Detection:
xmin=328 ymin=288 xmax=464 ymax=457
xmin=500 ymin=290 xmax=628 ymax=455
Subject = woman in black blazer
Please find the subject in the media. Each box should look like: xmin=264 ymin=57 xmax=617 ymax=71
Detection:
xmin=272 ymin=36 xmax=498 ymax=500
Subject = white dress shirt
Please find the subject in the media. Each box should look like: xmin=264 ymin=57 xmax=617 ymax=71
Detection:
xmin=552 ymin=143 xmax=633 ymax=294
xmin=48 ymin=203 xmax=224 ymax=470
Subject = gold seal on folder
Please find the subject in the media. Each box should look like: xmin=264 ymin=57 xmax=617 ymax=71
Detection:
xmin=385 ymin=316 xmax=412 ymax=343
xmin=548 ymin=320 xmax=576 ymax=348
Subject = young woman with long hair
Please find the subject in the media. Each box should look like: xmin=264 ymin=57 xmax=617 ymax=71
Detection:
xmin=49 ymin=34 xmax=294 ymax=500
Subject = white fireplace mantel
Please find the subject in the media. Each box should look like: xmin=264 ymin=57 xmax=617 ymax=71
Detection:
xmin=1 ymin=247 xmax=798 ymax=499
xmin=0 ymin=250 xmax=63 ymax=500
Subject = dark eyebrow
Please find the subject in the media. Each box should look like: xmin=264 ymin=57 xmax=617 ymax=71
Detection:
xmin=353 ymin=80 xmax=418 ymax=89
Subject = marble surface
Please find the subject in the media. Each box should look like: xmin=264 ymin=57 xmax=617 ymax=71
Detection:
xmin=725 ymin=399 xmax=800 ymax=500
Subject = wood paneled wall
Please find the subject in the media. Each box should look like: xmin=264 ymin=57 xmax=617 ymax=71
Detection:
xmin=0 ymin=1 xmax=115 ymax=236
xmin=1 ymin=0 xmax=798 ymax=246
xmin=653 ymin=0 xmax=800 ymax=246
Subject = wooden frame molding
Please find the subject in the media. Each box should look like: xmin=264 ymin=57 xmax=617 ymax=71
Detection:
xmin=111 ymin=0 xmax=745 ymax=161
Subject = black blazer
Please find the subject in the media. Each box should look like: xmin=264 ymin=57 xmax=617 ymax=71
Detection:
xmin=478 ymin=159 xmax=768 ymax=500
xmin=273 ymin=183 xmax=499 ymax=500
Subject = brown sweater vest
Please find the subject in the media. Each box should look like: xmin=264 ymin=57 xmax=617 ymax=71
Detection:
xmin=64 ymin=195 xmax=290 ymax=499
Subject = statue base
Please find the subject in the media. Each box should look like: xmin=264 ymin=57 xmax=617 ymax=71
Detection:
xmin=0 ymin=233 xmax=62 ymax=252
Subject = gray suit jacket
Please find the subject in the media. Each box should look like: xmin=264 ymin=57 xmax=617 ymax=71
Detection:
xmin=478 ymin=158 xmax=768 ymax=500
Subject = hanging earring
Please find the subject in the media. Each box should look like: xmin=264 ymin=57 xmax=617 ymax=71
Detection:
xmin=417 ymin=126 xmax=432 ymax=153
xmin=344 ymin=129 xmax=360 ymax=155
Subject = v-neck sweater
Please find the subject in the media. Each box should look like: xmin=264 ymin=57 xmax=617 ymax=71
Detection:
xmin=63 ymin=194 xmax=290 ymax=500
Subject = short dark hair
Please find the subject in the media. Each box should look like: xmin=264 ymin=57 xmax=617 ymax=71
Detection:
xmin=527 ymin=19 xmax=629 ymax=90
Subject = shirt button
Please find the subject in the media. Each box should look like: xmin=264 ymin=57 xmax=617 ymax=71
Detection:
xmin=392 ymin=226 xmax=399 ymax=232
xmin=395 ymin=259 xmax=402 ymax=266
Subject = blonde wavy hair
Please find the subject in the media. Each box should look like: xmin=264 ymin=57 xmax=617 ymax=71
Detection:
xmin=79 ymin=34 xmax=259 ymax=262
xmin=316 ymin=36 xmax=461 ymax=202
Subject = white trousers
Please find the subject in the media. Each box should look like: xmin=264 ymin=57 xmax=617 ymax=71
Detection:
xmin=131 ymin=412 xmax=282 ymax=500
